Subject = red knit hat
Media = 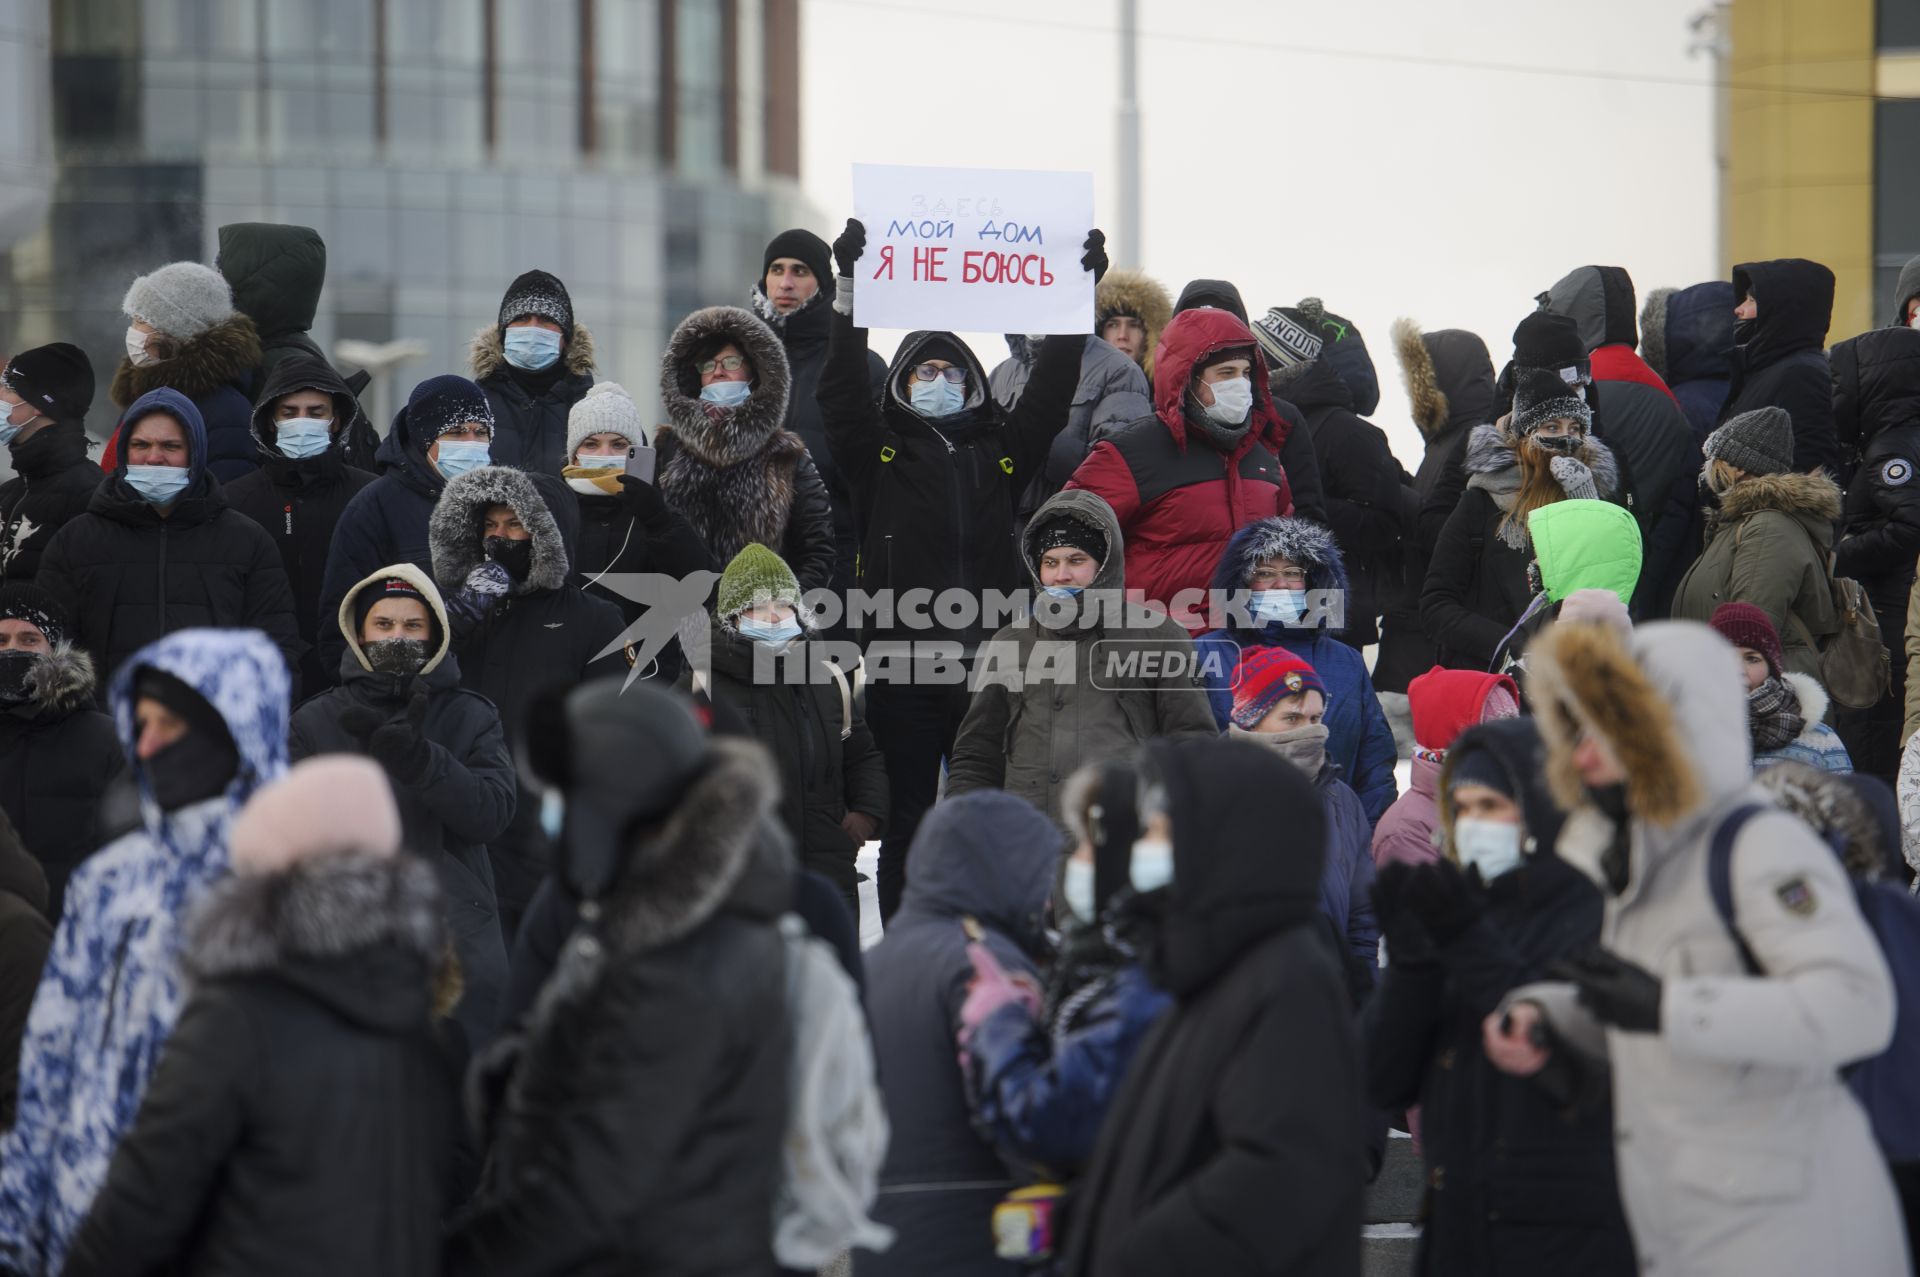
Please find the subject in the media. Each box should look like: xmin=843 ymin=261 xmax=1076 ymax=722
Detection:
xmin=1708 ymin=602 xmax=1783 ymax=677
xmin=1229 ymin=645 xmax=1327 ymax=729
xmin=1408 ymin=666 xmax=1521 ymax=752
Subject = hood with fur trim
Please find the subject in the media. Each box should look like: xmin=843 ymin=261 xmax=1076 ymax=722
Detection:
xmin=429 ymin=465 xmax=571 ymax=596
xmin=1641 ymin=281 xmax=1735 ymax=387
xmin=337 ymin=563 xmax=454 ymax=675
xmin=110 ymin=314 xmax=262 ymax=410
xmin=1755 ymin=757 xmax=1889 ymax=880
xmin=183 ymin=851 xmax=444 ymax=1031
xmin=1208 ymin=516 xmax=1350 ymax=636
xmin=1779 ymin=670 xmax=1832 ymax=741
xmin=1394 ymin=319 xmax=1495 ymax=441
xmin=1713 ymin=467 xmax=1843 ymax=529
xmin=20 ymin=643 xmax=98 ymax=720
xmin=657 ymin=306 xmax=791 ymax=468
xmin=1096 ymin=268 xmax=1173 ymax=379
xmin=468 ymin=321 xmax=597 ymax=381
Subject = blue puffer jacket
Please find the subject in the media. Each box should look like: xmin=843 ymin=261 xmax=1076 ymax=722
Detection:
xmin=1314 ymin=758 xmax=1380 ymax=980
xmin=964 ymin=963 xmax=1170 ymax=1176
xmin=1644 ymin=281 xmax=1734 ymax=444
xmin=1196 ymin=518 xmax=1399 ymax=824
xmin=0 ymin=629 xmax=289 ymax=1277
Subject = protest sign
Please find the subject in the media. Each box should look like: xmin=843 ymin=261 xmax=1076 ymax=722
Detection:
xmin=850 ymin=163 xmax=1095 ymax=334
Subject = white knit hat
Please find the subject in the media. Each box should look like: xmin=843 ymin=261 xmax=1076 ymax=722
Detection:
xmin=566 ymin=380 xmax=643 ymax=460
xmin=122 ymin=261 xmax=236 ymax=341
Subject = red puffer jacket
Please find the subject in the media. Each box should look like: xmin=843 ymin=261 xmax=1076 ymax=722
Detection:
xmin=1065 ymin=308 xmax=1293 ymax=631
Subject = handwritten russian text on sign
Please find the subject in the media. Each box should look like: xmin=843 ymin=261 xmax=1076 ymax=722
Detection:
xmin=851 ymin=164 xmax=1095 ymax=335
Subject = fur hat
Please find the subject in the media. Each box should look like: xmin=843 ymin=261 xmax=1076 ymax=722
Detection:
xmin=3 ymin=343 xmax=94 ymax=425
xmin=1511 ymin=365 xmax=1592 ymax=435
xmin=1095 ymin=268 xmax=1173 ymax=378
xmin=498 ymin=269 xmax=574 ymax=340
xmin=1708 ymin=601 xmax=1784 ymax=677
xmin=567 ymin=381 xmax=641 ymax=459
xmin=122 ymin=261 xmax=235 ymax=341
xmin=716 ymin=542 xmax=801 ymax=622
xmin=1705 ymin=405 xmax=1794 ymax=476
xmin=229 ymin=756 xmax=402 ymax=876
xmin=1229 ymin=646 xmax=1327 ymax=730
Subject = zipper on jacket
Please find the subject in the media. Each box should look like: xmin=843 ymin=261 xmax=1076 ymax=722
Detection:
xmin=920 ymin=422 xmax=970 ymax=600
xmin=99 ymin=929 xmax=134 ymax=1051
xmin=156 ymin=521 xmax=169 ymax=636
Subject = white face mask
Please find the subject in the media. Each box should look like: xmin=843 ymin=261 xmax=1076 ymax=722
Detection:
xmin=1201 ymin=376 xmax=1253 ymax=425
xmin=1062 ymin=858 xmax=1096 ymax=922
xmin=1130 ymin=835 xmax=1174 ymax=894
xmin=125 ymin=326 xmax=157 ymax=367
xmin=1452 ymin=818 xmax=1525 ymax=882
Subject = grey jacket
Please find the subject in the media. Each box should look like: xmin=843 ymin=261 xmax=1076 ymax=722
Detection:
xmin=1519 ymin=620 xmax=1904 ymax=1277
xmin=947 ymin=488 xmax=1218 ymax=820
xmin=991 ymin=336 xmax=1152 ymax=525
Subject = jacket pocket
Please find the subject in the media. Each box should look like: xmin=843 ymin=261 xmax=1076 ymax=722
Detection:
xmin=1668 ymin=1142 xmax=1808 ymax=1203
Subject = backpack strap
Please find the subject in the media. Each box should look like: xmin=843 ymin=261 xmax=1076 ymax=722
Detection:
xmin=824 ymin=659 xmax=853 ymax=741
xmin=1705 ymin=802 xmax=1770 ymax=975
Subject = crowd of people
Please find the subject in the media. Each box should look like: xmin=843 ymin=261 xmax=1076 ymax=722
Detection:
xmin=0 ymin=214 xmax=1912 ymax=1276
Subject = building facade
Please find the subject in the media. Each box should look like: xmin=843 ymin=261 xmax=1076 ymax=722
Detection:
xmin=0 ymin=0 xmax=811 ymax=440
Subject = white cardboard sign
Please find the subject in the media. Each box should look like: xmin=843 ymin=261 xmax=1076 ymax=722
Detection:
xmin=850 ymin=163 xmax=1095 ymax=335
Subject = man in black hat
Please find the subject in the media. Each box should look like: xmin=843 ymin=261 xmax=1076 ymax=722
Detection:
xmin=0 ymin=344 xmax=100 ymax=582
xmin=472 ymin=268 xmax=596 ymax=476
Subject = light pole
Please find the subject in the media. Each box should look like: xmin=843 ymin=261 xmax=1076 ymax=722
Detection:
xmin=1117 ymin=0 xmax=1142 ymax=267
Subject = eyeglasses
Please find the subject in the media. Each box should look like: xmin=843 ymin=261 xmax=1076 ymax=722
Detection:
xmin=699 ymin=355 xmax=746 ymax=375
xmin=912 ymin=363 xmax=967 ymax=385
xmin=1250 ymin=567 xmax=1309 ymax=587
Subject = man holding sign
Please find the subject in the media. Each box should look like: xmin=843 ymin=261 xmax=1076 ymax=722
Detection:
xmin=819 ymin=192 xmax=1105 ymax=921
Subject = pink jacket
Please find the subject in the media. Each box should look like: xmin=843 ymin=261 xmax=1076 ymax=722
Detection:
xmin=1371 ymin=753 xmax=1443 ymax=869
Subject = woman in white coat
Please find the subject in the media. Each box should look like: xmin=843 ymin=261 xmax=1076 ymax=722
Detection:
xmin=1486 ymin=618 xmax=1906 ymax=1275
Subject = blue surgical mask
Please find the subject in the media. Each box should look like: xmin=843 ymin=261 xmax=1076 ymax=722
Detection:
xmin=1129 ymin=835 xmax=1174 ymax=894
xmin=1062 ymin=858 xmax=1096 ymax=921
xmin=0 ymin=422 xmax=19 ymax=448
xmin=125 ymin=464 xmax=191 ymax=505
xmin=276 ymin=418 xmax=332 ymax=460
xmin=503 ymin=326 xmax=562 ymax=371
xmin=698 ymin=380 xmax=753 ymax=408
xmin=573 ymin=453 xmax=624 ymax=469
xmin=910 ymin=377 xmax=965 ymax=418
xmin=434 ymin=439 xmax=491 ymax=480
xmin=1453 ymin=818 xmax=1525 ymax=882
xmin=739 ymin=616 xmax=803 ymax=645
xmin=1250 ymin=589 xmax=1307 ymax=625
xmin=1042 ymin=585 xmax=1083 ymax=599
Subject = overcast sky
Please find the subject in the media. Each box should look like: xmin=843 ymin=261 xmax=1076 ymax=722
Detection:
xmin=798 ymin=0 xmax=1719 ymax=465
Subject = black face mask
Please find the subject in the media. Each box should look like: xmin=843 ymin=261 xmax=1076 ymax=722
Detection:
xmin=485 ymin=536 xmax=534 ymax=582
xmin=0 ymin=652 xmax=36 ymax=705
xmin=1528 ymin=432 xmax=1583 ymax=456
xmin=144 ymin=730 xmax=241 ymax=813
xmin=1733 ymin=317 xmax=1758 ymax=347
xmin=364 ymin=637 xmax=430 ymax=676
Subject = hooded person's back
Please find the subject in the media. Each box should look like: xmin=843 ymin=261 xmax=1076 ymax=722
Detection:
xmin=1721 ymin=258 xmax=1839 ymax=474
xmin=1640 ymin=281 xmax=1735 ymax=443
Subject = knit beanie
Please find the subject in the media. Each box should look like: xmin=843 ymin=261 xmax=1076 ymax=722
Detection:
xmin=1704 ymin=406 xmax=1794 ymax=477
xmin=1447 ymin=741 xmax=1518 ymax=799
xmin=1511 ymin=365 xmax=1592 ymax=436
xmin=406 ymin=374 xmax=495 ymax=441
xmin=1228 ymin=645 xmax=1327 ymax=730
xmin=352 ymin=575 xmax=442 ymax=646
xmin=122 ymin=261 xmax=235 ymax=341
xmin=1028 ymin=513 xmax=1108 ymax=572
xmin=762 ymin=229 xmax=833 ymax=292
xmin=1408 ymin=667 xmax=1520 ymax=753
xmin=566 ymin=381 xmax=641 ymax=459
xmin=1173 ymin=278 xmax=1248 ymax=324
xmin=1511 ymin=310 xmax=1587 ymax=373
xmin=1252 ymin=307 xmax=1323 ymax=372
xmin=229 ymin=756 xmax=402 ymax=876
xmin=1558 ymin=587 xmax=1632 ymax=633
xmin=2 ymin=343 xmax=95 ymax=425
xmin=1708 ymin=601 xmax=1784 ymax=677
xmin=0 ymin=582 xmax=70 ymax=648
xmin=716 ymin=543 xmax=802 ymax=622
xmin=498 ymin=269 xmax=574 ymax=341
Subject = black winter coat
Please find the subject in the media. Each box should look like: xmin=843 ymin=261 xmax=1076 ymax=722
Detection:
xmin=1062 ymin=737 xmax=1364 ymax=1277
xmin=35 ymin=472 xmax=302 ymax=697
xmin=571 ymin=482 xmax=714 ymax=682
xmin=0 ymin=423 xmax=102 ymax=582
xmin=1834 ymin=327 xmax=1920 ymax=621
xmin=0 ymin=644 xmax=123 ymax=920
xmin=447 ymin=737 xmax=793 ymax=1277
xmin=62 ymin=854 xmax=457 ymax=1277
xmin=820 ymin=316 xmax=1087 ymax=650
xmin=1721 ymin=259 xmax=1839 ymax=475
xmin=0 ymin=817 xmax=50 ymax=1131
xmin=470 ymin=324 xmax=597 ymax=477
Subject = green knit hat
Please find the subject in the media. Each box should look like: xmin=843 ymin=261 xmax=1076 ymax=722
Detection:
xmin=717 ymin=542 xmax=802 ymax=621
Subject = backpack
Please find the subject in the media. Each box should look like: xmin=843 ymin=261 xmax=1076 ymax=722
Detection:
xmin=772 ymin=915 xmax=894 ymax=1268
xmin=1706 ymin=804 xmax=1920 ymax=1161
xmin=1732 ymin=519 xmax=1889 ymax=708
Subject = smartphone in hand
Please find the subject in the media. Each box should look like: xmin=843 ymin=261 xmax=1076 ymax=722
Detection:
xmin=625 ymin=443 xmax=658 ymax=484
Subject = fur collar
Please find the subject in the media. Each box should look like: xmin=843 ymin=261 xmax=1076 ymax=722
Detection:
xmin=469 ymin=323 xmax=597 ymax=381
xmin=1393 ymin=317 xmax=1448 ymax=438
xmin=23 ymin=643 xmax=96 ymax=718
xmin=656 ymin=306 xmax=792 ymax=468
xmin=1463 ymin=422 xmax=1619 ymax=516
xmin=1714 ymin=468 xmax=1843 ymax=525
xmin=1781 ymin=670 xmax=1831 ymax=741
xmin=428 ymin=465 xmax=570 ymax=595
xmin=109 ymin=315 xmax=262 ymax=409
xmin=182 ymin=852 xmax=444 ymax=980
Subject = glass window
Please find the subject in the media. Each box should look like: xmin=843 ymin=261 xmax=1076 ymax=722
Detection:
xmin=594 ymin=0 xmax=658 ymax=167
xmin=1881 ymin=0 xmax=1920 ymax=50
xmin=1875 ymin=100 xmax=1920 ymax=322
xmin=674 ymin=0 xmax=724 ymax=177
xmin=497 ymin=0 xmax=579 ymax=158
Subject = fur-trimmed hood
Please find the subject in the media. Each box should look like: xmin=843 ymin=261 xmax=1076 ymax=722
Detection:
xmin=429 ymin=465 xmax=571 ymax=596
xmin=1096 ymin=268 xmax=1174 ymax=379
xmin=19 ymin=643 xmax=98 ymax=719
xmin=468 ymin=322 xmax=597 ymax=381
xmin=1208 ymin=516 xmax=1351 ymax=636
xmin=1714 ymin=468 xmax=1843 ymax=527
xmin=183 ymin=851 xmax=444 ymax=1031
xmin=657 ymin=306 xmax=792 ymax=468
xmin=110 ymin=314 xmax=262 ymax=410
xmin=1641 ymin=281 xmax=1735 ymax=387
xmin=1394 ymin=319 xmax=1494 ymax=441
xmin=1755 ymin=757 xmax=1889 ymax=880
xmin=1780 ymin=669 xmax=1832 ymax=738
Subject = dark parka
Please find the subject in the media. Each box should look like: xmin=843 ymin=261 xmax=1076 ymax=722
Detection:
xmin=469 ymin=323 xmax=597 ymax=477
xmin=819 ymin=314 xmax=1088 ymax=650
xmin=1361 ymin=719 xmax=1636 ymax=1277
xmin=989 ymin=334 xmax=1153 ymax=531
xmin=223 ymin=355 xmax=377 ymax=695
xmin=35 ymin=388 xmax=303 ymax=693
xmin=947 ymin=489 xmax=1219 ymax=820
xmin=0 ymin=644 xmax=122 ymax=920
xmin=429 ymin=466 xmax=627 ymax=933
xmin=61 ymin=852 xmax=456 ymax=1277
xmin=0 ymin=423 xmax=102 ymax=583
xmin=0 ymin=810 xmax=50 ymax=1131
xmin=216 ymin=222 xmax=380 ymax=470
xmin=289 ymin=563 xmax=516 ymax=1047
xmin=1377 ymin=322 xmax=1496 ymax=692
xmin=859 ymin=791 xmax=1062 ymax=1277
xmin=107 ymin=316 xmax=263 ymax=485
xmin=1640 ymin=281 xmax=1735 ymax=444
xmin=571 ymin=479 xmax=715 ymax=637
xmin=1893 ymin=255 xmax=1920 ymax=329
xmin=1061 ymin=737 xmax=1364 ymax=1277
xmin=1721 ymin=258 xmax=1840 ymax=475
xmin=446 ymin=737 xmax=793 ymax=1276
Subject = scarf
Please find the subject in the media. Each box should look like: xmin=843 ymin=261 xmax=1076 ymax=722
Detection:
xmin=563 ymin=463 xmax=625 ymax=497
xmin=1183 ymin=394 xmax=1252 ymax=453
xmin=1748 ymin=675 xmax=1805 ymax=752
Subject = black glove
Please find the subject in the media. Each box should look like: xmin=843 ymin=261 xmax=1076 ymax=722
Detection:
xmin=1401 ymin=859 xmax=1485 ymax=948
xmin=1371 ymin=862 xmax=1437 ymax=966
xmin=1081 ymin=229 xmax=1108 ymax=284
xmin=368 ymin=688 xmax=434 ymax=786
xmin=1551 ymin=947 xmax=1663 ymax=1033
xmin=832 ymin=218 xmax=866 ymax=276
xmin=618 ymin=473 xmax=668 ymax=523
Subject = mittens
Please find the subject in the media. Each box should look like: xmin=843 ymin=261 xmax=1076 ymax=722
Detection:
xmin=832 ymin=218 xmax=867 ymax=276
xmin=1550 ymin=454 xmax=1598 ymax=500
